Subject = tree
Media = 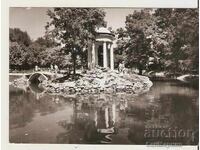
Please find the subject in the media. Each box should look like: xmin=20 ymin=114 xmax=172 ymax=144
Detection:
xmin=9 ymin=42 xmax=28 ymax=69
xmin=9 ymin=28 xmax=33 ymax=70
xmin=40 ymin=47 xmax=71 ymax=68
xmin=34 ymin=36 xmax=56 ymax=48
xmin=124 ymin=29 xmax=151 ymax=75
xmin=155 ymin=9 xmax=199 ymax=74
xmin=26 ymin=43 xmax=46 ymax=67
xmin=9 ymin=28 xmax=32 ymax=47
xmin=46 ymin=8 xmax=106 ymax=74
xmin=125 ymin=9 xmax=171 ymax=72
xmin=116 ymin=10 xmax=152 ymax=75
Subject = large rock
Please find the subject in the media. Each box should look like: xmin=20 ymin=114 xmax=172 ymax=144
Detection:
xmin=11 ymin=75 xmax=29 ymax=90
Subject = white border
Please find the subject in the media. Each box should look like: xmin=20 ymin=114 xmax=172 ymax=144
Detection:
xmin=1 ymin=0 xmax=199 ymax=150
xmin=8 ymin=0 xmax=198 ymax=8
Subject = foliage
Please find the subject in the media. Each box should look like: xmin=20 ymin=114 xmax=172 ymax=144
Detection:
xmin=9 ymin=28 xmax=32 ymax=47
xmin=116 ymin=10 xmax=152 ymax=74
xmin=34 ymin=36 xmax=56 ymax=48
xmin=9 ymin=42 xmax=28 ymax=69
xmin=9 ymin=42 xmax=45 ymax=69
xmin=116 ymin=8 xmax=199 ymax=75
xmin=26 ymin=43 xmax=45 ymax=67
xmin=155 ymin=9 xmax=199 ymax=73
xmin=40 ymin=47 xmax=72 ymax=68
xmin=9 ymin=27 xmax=72 ymax=70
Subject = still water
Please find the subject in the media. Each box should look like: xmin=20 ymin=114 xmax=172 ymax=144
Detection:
xmin=9 ymin=80 xmax=199 ymax=145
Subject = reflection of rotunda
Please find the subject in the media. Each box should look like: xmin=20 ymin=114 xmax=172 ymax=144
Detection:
xmin=94 ymin=103 xmax=116 ymax=129
xmin=87 ymin=27 xmax=115 ymax=70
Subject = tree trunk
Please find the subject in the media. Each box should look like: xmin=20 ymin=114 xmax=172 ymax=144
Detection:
xmin=139 ymin=68 xmax=143 ymax=75
xmin=138 ymin=64 xmax=143 ymax=75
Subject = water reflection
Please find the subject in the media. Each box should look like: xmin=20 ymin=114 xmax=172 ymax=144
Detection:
xmin=55 ymin=97 xmax=119 ymax=144
xmin=9 ymin=81 xmax=198 ymax=144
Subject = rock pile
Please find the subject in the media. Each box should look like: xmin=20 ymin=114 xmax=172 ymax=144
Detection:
xmin=11 ymin=75 xmax=29 ymax=90
xmin=43 ymin=67 xmax=153 ymax=95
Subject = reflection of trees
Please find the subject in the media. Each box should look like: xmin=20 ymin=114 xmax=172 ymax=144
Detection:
xmin=9 ymin=86 xmax=68 ymax=129
xmin=128 ymin=121 xmax=145 ymax=144
xmin=169 ymin=94 xmax=197 ymax=127
xmin=9 ymin=86 xmax=25 ymax=97
xmin=143 ymin=93 xmax=198 ymax=145
xmin=9 ymin=90 xmax=35 ymax=129
xmin=146 ymin=93 xmax=198 ymax=130
xmin=168 ymin=94 xmax=198 ymax=145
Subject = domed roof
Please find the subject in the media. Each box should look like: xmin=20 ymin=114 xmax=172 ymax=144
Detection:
xmin=96 ymin=27 xmax=112 ymax=34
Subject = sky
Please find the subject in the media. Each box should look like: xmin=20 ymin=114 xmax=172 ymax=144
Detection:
xmin=9 ymin=7 xmax=139 ymax=41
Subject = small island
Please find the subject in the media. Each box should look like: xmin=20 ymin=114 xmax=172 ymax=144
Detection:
xmin=11 ymin=66 xmax=153 ymax=96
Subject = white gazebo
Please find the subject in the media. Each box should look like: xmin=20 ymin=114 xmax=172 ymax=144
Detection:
xmin=87 ymin=27 xmax=115 ymax=70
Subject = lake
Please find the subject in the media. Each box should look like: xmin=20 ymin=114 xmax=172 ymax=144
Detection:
xmin=9 ymin=79 xmax=199 ymax=145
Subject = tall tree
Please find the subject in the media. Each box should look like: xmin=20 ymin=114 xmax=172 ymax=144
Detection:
xmin=116 ymin=10 xmax=152 ymax=75
xmin=155 ymin=9 xmax=199 ymax=73
xmin=9 ymin=28 xmax=32 ymax=70
xmin=9 ymin=42 xmax=28 ymax=69
xmin=9 ymin=28 xmax=32 ymax=47
xmin=46 ymin=8 xmax=106 ymax=74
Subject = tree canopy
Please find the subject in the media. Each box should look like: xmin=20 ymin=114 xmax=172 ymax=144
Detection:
xmin=9 ymin=28 xmax=32 ymax=47
xmin=116 ymin=8 xmax=199 ymax=75
xmin=9 ymin=28 xmax=70 ymax=70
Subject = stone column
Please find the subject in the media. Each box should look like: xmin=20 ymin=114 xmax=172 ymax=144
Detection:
xmin=87 ymin=47 xmax=91 ymax=69
xmin=94 ymin=110 xmax=97 ymax=127
xmin=92 ymin=42 xmax=95 ymax=68
xmin=95 ymin=45 xmax=98 ymax=66
xmin=110 ymin=43 xmax=114 ymax=70
xmin=103 ymin=42 xmax=107 ymax=68
xmin=105 ymin=107 xmax=109 ymax=128
xmin=112 ymin=103 xmax=116 ymax=124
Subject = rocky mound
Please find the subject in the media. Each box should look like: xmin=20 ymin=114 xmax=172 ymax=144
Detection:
xmin=10 ymin=75 xmax=29 ymax=90
xmin=43 ymin=67 xmax=153 ymax=95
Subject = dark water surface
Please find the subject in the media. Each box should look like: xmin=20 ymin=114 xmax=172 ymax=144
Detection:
xmin=9 ymin=80 xmax=199 ymax=145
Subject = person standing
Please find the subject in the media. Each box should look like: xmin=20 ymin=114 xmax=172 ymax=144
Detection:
xmin=121 ymin=61 xmax=125 ymax=74
xmin=35 ymin=65 xmax=38 ymax=72
xmin=54 ymin=64 xmax=59 ymax=76
xmin=118 ymin=61 xmax=123 ymax=72
xmin=118 ymin=61 xmax=125 ymax=73
xmin=50 ymin=64 xmax=53 ymax=72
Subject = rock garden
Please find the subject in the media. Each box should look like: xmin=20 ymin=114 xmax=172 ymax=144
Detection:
xmin=42 ymin=67 xmax=153 ymax=96
xmin=11 ymin=67 xmax=153 ymax=96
